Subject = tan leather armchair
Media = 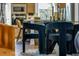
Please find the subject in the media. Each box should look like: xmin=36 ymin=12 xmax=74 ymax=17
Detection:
xmin=0 ymin=23 xmax=15 ymax=56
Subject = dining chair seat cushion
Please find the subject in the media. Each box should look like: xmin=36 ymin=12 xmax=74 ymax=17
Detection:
xmin=48 ymin=33 xmax=72 ymax=41
xmin=66 ymin=34 xmax=72 ymax=41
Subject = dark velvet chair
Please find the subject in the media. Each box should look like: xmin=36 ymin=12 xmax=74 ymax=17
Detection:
xmin=73 ymin=24 xmax=79 ymax=53
xmin=45 ymin=22 xmax=74 ymax=56
xmin=22 ymin=22 xmax=46 ymax=54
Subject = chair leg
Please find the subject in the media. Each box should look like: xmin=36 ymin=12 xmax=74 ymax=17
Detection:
xmin=47 ymin=41 xmax=57 ymax=54
xmin=59 ymin=31 xmax=67 ymax=56
xmin=39 ymin=30 xmax=46 ymax=54
xmin=23 ymin=39 xmax=25 ymax=53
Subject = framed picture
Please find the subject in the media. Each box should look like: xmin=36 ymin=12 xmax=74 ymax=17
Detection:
xmin=13 ymin=7 xmax=24 ymax=12
xmin=12 ymin=4 xmax=26 ymax=14
xmin=11 ymin=4 xmax=26 ymax=19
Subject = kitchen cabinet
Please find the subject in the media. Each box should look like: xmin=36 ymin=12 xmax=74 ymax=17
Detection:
xmin=27 ymin=3 xmax=35 ymax=14
xmin=11 ymin=3 xmax=27 ymax=19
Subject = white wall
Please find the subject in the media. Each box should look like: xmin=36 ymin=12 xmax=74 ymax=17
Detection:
xmin=5 ymin=3 xmax=11 ymax=25
xmin=75 ymin=3 xmax=79 ymax=22
xmin=66 ymin=3 xmax=71 ymax=21
xmin=35 ymin=3 xmax=38 ymax=15
xmin=38 ymin=3 xmax=51 ymax=9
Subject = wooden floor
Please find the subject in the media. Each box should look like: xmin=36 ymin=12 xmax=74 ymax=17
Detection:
xmin=15 ymin=39 xmax=79 ymax=56
xmin=15 ymin=39 xmax=59 ymax=56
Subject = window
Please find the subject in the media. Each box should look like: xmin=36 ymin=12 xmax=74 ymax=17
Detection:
xmin=37 ymin=3 xmax=52 ymax=20
xmin=37 ymin=3 xmax=72 ymax=22
xmin=0 ymin=3 xmax=5 ymax=23
xmin=66 ymin=3 xmax=71 ymax=22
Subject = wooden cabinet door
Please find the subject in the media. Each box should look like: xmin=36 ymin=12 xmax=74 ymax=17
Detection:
xmin=27 ymin=3 xmax=35 ymax=14
xmin=57 ymin=3 xmax=66 ymax=8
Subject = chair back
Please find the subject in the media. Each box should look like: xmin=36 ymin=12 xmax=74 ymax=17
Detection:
xmin=23 ymin=22 xmax=46 ymax=54
xmin=46 ymin=22 xmax=73 ymax=32
xmin=45 ymin=22 xmax=73 ymax=54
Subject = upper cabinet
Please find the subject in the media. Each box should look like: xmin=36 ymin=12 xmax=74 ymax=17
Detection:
xmin=11 ymin=3 xmax=35 ymax=19
xmin=11 ymin=3 xmax=27 ymax=19
xmin=27 ymin=3 xmax=35 ymax=15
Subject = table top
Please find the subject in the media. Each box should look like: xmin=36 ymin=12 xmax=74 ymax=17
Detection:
xmin=0 ymin=48 xmax=15 ymax=56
